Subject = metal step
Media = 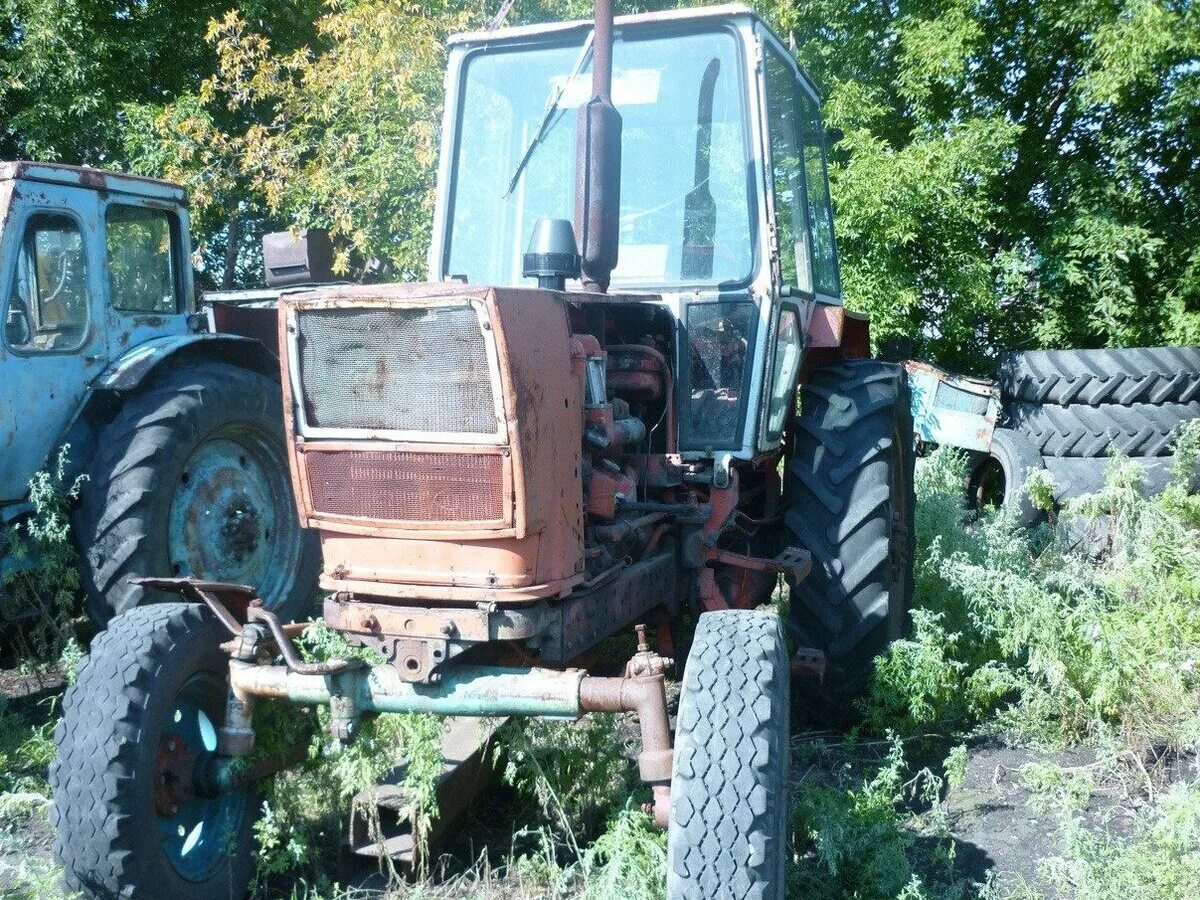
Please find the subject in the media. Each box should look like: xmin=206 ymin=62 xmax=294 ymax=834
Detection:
xmin=346 ymin=716 xmax=505 ymax=865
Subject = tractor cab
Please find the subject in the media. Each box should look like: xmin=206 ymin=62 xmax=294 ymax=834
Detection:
xmin=430 ymin=3 xmax=844 ymax=462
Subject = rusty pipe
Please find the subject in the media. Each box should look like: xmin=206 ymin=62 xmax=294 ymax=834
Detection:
xmin=576 ymin=0 xmax=621 ymax=292
xmin=640 ymin=524 xmax=669 ymax=561
xmin=579 ymin=674 xmax=673 ymax=784
xmin=593 ymin=512 xmax=663 ymax=543
xmin=246 ymin=605 xmax=354 ymax=676
xmin=592 ymin=0 xmax=614 ymax=102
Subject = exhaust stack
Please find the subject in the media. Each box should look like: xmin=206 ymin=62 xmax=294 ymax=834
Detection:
xmin=574 ymin=0 xmax=622 ymax=293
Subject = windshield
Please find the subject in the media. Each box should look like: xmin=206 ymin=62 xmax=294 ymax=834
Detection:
xmin=444 ymin=28 xmax=754 ymax=289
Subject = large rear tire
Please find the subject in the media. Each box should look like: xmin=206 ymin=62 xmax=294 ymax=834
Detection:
xmin=667 ymin=610 xmax=789 ymax=900
xmin=785 ymin=360 xmax=916 ymax=722
xmin=50 ymin=603 xmax=256 ymax=899
xmin=76 ymin=362 xmax=318 ymax=625
xmin=999 ymin=347 xmax=1200 ymax=406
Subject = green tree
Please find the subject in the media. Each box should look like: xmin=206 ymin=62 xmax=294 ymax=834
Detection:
xmin=764 ymin=0 xmax=1200 ymax=370
xmin=0 ymin=0 xmax=320 ymax=163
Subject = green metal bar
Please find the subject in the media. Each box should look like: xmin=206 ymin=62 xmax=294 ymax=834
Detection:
xmin=231 ymin=663 xmax=586 ymax=718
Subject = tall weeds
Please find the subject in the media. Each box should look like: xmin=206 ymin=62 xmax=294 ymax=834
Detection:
xmin=866 ymin=424 xmax=1200 ymax=751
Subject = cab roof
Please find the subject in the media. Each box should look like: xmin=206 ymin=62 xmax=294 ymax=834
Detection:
xmin=449 ymin=3 xmax=766 ymax=47
xmin=0 ymin=162 xmax=186 ymax=204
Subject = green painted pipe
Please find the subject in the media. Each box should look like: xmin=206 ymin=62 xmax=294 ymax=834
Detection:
xmin=230 ymin=662 xmax=586 ymax=718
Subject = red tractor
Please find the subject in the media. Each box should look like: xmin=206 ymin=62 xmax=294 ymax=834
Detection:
xmin=51 ymin=4 xmax=914 ymax=897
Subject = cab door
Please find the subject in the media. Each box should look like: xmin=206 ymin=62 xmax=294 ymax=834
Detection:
xmin=101 ymin=199 xmax=190 ymax=358
xmin=0 ymin=185 xmax=106 ymax=503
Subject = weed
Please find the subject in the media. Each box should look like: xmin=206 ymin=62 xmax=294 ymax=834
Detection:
xmin=867 ymin=429 xmax=1200 ymax=752
xmin=997 ymin=777 xmax=1200 ymax=900
xmin=248 ymin=621 xmax=448 ymax=892
xmin=0 ymin=446 xmax=86 ymax=666
xmin=503 ymin=714 xmax=638 ymax=850
xmin=789 ymin=734 xmax=976 ymax=900
xmin=578 ymin=802 xmax=666 ymax=900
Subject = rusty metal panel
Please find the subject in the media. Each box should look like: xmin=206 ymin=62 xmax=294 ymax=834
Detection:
xmin=303 ymin=448 xmax=507 ymax=524
xmin=0 ymin=161 xmax=186 ymax=203
xmin=206 ymin=303 xmax=280 ymax=357
xmin=278 ymin=283 xmax=587 ymax=602
xmin=905 ymin=359 xmax=1001 ymax=453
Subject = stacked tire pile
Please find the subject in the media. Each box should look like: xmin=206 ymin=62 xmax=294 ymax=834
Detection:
xmin=971 ymin=347 xmax=1200 ymax=526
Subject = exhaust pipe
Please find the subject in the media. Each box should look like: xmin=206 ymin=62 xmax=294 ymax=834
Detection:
xmin=575 ymin=0 xmax=622 ymax=293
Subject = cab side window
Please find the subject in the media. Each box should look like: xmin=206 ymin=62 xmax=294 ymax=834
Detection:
xmin=798 ymin=93 xmax=840 ymax=296
xmin=6 ymin=214 xmax=89 ymax=352
xmin=764 ymin=47 xmax=813 ymax=295
xmin=106 ymin=205 xmax=179 ymax=314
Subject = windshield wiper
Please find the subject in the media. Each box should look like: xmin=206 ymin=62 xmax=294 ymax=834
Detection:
xmin=504 ymin=34 xmax=595 ymax=199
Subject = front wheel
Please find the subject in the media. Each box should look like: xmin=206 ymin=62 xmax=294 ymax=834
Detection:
xmin=50 ymin=603 xmax=257 ymax=899
xmin=667 ymin=610 xmax=789 ymax=899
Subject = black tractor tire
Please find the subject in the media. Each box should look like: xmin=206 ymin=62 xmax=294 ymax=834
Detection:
xmin=785 ymin=360 xmax=916 ymax=722
xmin=999 ymin=346 xmax=1200 ymax=406
xmin=1005 ymin=400 xmax=1200 ymax=458
xmin=965 ymin=428 xmax=1044 ymax=527
xmin=667 ymin=610 xmax=789 ymax=900
xmin=76 ymin=361 xmax=319 ymax=625
xmin=50 ymin=603 xmax=257 ymax=899
xmin=1042 ymin=455 xmax=1200 ymax=502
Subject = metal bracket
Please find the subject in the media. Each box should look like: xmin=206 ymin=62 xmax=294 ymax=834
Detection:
xmin=791 ymin=646 xmax=827 ymax=683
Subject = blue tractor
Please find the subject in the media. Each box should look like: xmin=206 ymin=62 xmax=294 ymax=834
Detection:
xmin=0 ymin=162 xmax=318 ymax=625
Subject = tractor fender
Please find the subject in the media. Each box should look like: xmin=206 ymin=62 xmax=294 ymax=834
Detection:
xmin=49 ymin=334 xmax=280 ymax=489
xmin=803 ymin=303 xmax=871 ymax=371
xmin=93 ymin=333 xmax=279 ymax=392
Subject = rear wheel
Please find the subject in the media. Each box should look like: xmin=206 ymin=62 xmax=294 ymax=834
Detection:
xmin=50 ymin=603 xmax=256 ymax=899
xmin=965 ymin=428 xmax=1043 ymax=527
xmin=999 ymin=347 xmax=1200 ymax=406
xmin=667 ymin=610 xmax=789 ymax=900
xmin=77 ymin=362 xmax=318 ymax=625
xmin=785 ymin=360 xmax=915 ymax=723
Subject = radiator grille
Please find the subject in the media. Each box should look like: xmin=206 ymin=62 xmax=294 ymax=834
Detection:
xmin=303 ymin=450 xmax=506 ymax=523
xmin=295 ymin=305 xmax=498 ymax=434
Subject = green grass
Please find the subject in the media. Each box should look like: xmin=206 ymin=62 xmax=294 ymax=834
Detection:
xmin=4 ymin=430 xmax=1200 ymax=898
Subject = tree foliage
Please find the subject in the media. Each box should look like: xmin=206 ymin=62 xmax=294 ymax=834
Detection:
xmin=2 ymin=0 xmax=1197 ymax=362
xmin=764 ymin=0 xmax=1200 ymax=369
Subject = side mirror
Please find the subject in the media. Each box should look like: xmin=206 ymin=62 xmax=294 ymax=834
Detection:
xmin=5 ymin=307 xmax=30 ymax=347
xmin=825 ymin=127 xmax=845 ymax=147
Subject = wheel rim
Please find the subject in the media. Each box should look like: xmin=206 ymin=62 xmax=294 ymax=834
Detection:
xmin=155 ymin=674 xmax=247 ymax=882
xmin=167 ymin=426 xmax=301 ymax=611
xmin=969 ymin=458 xmax=1006 ymax=510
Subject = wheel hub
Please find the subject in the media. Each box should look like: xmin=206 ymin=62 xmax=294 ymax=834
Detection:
xmin=155 ymin=690 xmax=247 ymax=882
xmin=167 ymin=434 xmax=284 ymax=596
xmin=154 ymin=733 xmax=196 ymax=817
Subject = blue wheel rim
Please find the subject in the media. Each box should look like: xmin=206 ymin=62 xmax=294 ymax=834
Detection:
xmin=166 ymin=426 xmax=301 ymax=612
xmin=156 ymin=678 xmax=248 ymax=882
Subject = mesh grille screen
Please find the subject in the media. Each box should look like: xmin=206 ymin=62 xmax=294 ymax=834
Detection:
xmin=296 ymin=305 xmax=497 ymax=433
xmin=304 ymin=450 xmax=505 ymax=522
